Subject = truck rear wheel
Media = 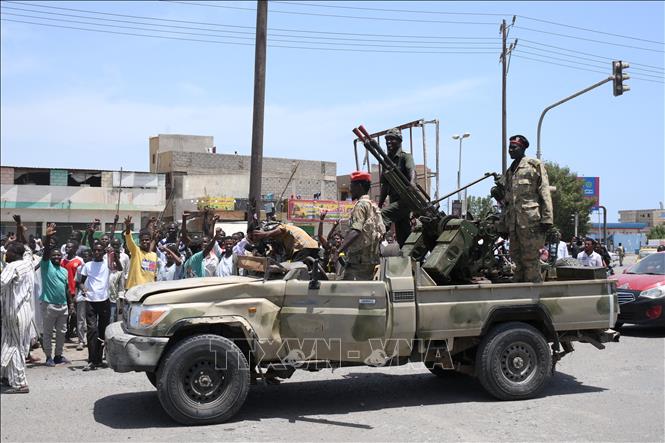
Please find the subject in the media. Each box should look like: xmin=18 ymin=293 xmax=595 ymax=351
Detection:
xmin=476 ymin=322 xmax=551 ymax=400
xmin=157 ymin=334 xmax=250 ymax=425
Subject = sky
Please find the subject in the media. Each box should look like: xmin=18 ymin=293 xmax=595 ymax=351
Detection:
xmin=1 ymin=1 xmax=663 ymax=222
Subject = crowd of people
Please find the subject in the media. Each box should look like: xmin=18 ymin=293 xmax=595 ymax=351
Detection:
xmin=0 ymin=205 xmax=404 ymax=393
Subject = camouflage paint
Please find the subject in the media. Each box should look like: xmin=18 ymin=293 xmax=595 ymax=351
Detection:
xmin=119 ymin=260 xmax=617 ymax=366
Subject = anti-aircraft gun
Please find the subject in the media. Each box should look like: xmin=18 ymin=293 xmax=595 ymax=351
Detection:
xmin=353 ymin=125 xmax=509 ymax=284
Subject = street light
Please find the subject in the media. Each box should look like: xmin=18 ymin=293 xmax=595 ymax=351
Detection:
xmin=452 ymin=133 xmax=471 ymax=214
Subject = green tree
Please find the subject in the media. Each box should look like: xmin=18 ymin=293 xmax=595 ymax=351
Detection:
xmin=466 ymin=195 xmax=494 ymax=219
xmin=647 ymin=223 xmax=665 ymax=239
xmin=544 ymin=162 xmax=595 ymax=241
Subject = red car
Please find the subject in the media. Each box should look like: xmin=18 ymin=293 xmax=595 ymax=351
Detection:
xmin=610 ymin=251 xmax=665 ymax=327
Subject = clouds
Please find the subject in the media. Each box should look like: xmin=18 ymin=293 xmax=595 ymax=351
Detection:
xmin=1 ymin=77 xmax=488 ymax=173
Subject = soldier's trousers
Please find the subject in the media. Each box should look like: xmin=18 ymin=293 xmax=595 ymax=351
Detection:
xmin=509 ymin=225 xmax=545 ymax=283
xmin=382 ymin=200 xmax=411 ymax=247
xmin=342 ymin=263 xmax=378 ymax=281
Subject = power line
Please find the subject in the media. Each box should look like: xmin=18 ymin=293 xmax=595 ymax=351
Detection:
xmin=517 ymin=45 xmax=665 ymax=78
xmin=512 ymin=54 xmax=664 ymax=84
xmin=0 ymin=6 xmax=500 ymax=45
xmin=514 ymin=25 xmax=664 ymax=53
xmin=517 ymin=15 xmax=664 ymax=45
xmin=0 ymin=12 xmax=502 ymax=50
xmin=272 ymin=1 xmax=664 ymax=45
xmin=0 ymin=18 xmax=500 ymax=55
xmin=518 ymin=39 xmax=664 ymax=72
xmin=515 ymin=48 xmax=664 ymax=79
xmin=3 ymin=1 xmax=501 ymax=40
xmin=164 ymin=1 xmax=499 ymax=25
xmin=271 ymin=1 xmax=508 ymax=17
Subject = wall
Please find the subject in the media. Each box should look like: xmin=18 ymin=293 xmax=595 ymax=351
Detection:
xmin=150 ymin=134 xmax=214 ymax=172
xmin=0 ymin=167 xmax=14 ymax=185
xmin=619 ymin=209 xmax=665 ymax=228
xmin=159 ymin=151 xmax=337 ymax=218
xmin=608 ymin=233 xmax=648 ymax=254
xmin=1 ymin=180 xmax=165 ymax=212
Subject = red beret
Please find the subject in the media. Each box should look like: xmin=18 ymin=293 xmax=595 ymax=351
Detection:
xmin=350 ymin=171 xmax=371 ymax=183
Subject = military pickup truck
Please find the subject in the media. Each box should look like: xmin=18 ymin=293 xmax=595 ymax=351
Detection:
xmin=106 ymin=256 xmax=619 ymax=425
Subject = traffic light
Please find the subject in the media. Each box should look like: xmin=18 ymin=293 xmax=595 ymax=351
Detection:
xmin=612 ymin=60 xmax=630 ymax=96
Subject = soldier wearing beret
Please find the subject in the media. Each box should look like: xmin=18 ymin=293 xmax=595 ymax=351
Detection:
xmin=500 ymin=135 xmax=553 ymax=283
xmin=379 ymin=127 xmax=416 ymax=247
xmin=338 ymin=171 xmax=386 ymax=280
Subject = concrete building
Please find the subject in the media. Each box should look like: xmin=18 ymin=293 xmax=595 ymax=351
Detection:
xmin=1 ymin=166 xmax=165 ymax=245
xmin=149 ymin=134 xmax=337 ymax=220
xmin=618 ymin=208 xmax=665 ymax=228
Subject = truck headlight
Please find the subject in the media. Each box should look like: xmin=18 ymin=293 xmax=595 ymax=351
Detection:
xmin=129 ymin=305 xmax=172 ymax=329
xmin=639 ymin=286 xmax=665 ymax=300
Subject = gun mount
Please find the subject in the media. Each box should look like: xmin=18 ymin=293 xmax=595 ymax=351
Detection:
xmin=353 ymin=125 xmax=510 ymax=285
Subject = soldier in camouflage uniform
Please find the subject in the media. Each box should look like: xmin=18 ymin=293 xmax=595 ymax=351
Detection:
xmin=379 ymin=127 xmax=415 ymax=247
xmin=501 ymin=135 xmax=553 ymax=283
xmin=338 ymin=171 xmax=386 ymax=281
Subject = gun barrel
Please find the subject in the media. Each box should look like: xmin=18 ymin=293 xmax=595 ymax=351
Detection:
xmin=433 ymin=173 xmax=498 ymax=204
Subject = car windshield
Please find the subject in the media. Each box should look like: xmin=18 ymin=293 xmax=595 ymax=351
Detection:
xmin=629 ymin=253 xmax=665 ymax=275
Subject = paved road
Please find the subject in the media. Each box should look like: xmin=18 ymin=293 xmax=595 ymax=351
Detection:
xmin=2 ymin=328 xmax=663 ymax=442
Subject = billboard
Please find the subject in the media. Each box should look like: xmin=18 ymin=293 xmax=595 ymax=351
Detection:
xmin=196 ymin=197 xmax=236 ymax=211
xmin=579 ymin=177 xmax=600 ymax=208
xmin=287 ymin=199 xmax=356 ymax=223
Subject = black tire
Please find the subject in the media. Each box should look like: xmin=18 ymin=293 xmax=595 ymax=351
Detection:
xmin=476 ymin=322 xmax=551 ymax=400
xmin=146 ymin=372 xmax=157 ymax=388
xmin=156 ymin=334 xmax=250 ymax=425
xmin=613 ymin=322 xmax=624 ymax=330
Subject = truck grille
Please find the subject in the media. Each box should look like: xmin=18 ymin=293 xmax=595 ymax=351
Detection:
xmin=617 ymin=292 xmax=636 ymax=304
xmin=392 ymin=291 xmax=415 ymax=303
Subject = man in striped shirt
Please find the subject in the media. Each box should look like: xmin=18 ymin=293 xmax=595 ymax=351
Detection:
xmin=1 ymin=241 xmax=35 ymax=393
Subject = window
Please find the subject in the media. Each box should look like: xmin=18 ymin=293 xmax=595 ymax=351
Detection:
xmin=14 ymin=170 xmax=50 ymax=185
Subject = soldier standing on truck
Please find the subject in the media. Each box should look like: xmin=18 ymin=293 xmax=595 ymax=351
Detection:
xmin=500 ymin=135 xmax=553 ymax=283
xmin=338 ymin=171 xmax=385 ymax=280
xmin=379 ymin=127 xmax=415 ymax=247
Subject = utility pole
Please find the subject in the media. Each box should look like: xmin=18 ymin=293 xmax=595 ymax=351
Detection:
xmin=501 ymin=19 xmax=507 ymax=174
xmin=248 ymin=0 xmax=268 ymax=229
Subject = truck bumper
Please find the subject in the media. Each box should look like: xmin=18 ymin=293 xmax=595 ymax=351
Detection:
xmin=104 ymin=321 xmax=169 ymax=373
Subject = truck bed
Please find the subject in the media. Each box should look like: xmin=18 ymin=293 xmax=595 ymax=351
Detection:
xmin=415 ymin=278 xmax=616 ymax=340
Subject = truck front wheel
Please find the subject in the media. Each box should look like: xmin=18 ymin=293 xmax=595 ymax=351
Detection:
xmin=157 ymin=334 xmax=250 ymax=425
xmin=476 ymin=322 xmax=551 ymax=400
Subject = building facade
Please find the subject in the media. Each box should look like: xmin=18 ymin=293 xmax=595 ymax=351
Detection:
xmin=1 ymin=166 xmax=165 ymax=245
xmin=618 ymin=208 xmax=665 ymax=228
xmin=149 ymin=134 xmax=337 ymax=220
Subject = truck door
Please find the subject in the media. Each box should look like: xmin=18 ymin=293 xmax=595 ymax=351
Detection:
xmin=279 ymin=279 xmax=388 ymax=363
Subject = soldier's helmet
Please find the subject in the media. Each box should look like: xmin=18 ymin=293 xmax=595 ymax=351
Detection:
xmin=509 ymin=134 xmax=529 ymax=149
xmin=385 ymin=127 xmax=403 ymax=141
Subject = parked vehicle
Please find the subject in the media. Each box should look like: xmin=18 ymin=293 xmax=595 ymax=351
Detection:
xmin=610 ymin=251 xmax=665 ymax=327
xmin=106 ymin=256 xmax=619 ymax=425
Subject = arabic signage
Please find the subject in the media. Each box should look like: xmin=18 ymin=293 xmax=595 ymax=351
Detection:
xmin=196 ymin=197 xmax=236 ymax=211
xmin=579 ymin=177 xmax=600 ymax=208
xmin=287 ymin=199 xmax=355 ymax=223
